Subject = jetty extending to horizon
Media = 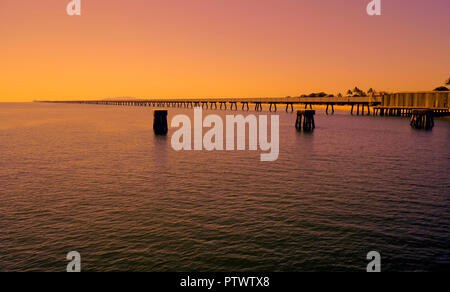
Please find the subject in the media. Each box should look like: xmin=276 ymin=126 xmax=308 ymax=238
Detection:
xmin=38 ymin=92 xmax=449 ymax=117
xmin=38 ymin=96 xmax=380 ymax=115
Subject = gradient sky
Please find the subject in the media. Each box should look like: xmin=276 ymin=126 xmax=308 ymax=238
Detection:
xmin=1 ymin=0 xmax=449 ymax=101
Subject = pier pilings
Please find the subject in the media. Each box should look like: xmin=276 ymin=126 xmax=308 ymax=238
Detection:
xmin=295 ymin=110 xmax=316 ymax=131
xmin=410 ymin=109 xmax=434 ymax=130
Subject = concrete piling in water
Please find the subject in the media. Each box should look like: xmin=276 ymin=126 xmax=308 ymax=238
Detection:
xmin=153 ymin=110 xmax=168 ymax=135
xmin=326 ymin=104 xmax=335 ymax=115
xmin=410 ymin=109 xmax=434 ymax=130
xmin=255 ymin=102 xmax=263 ymax=112
xmin=242 ymin=102 xmax=249 ymax=111
xmin=285 ymin=103 xmax=294 ymax=113
xmin=230 ymin=102 xmax=238 ymax=111
xmin=295 ymin=110 xmax=316 ymax=131
xmin=269 ymin=103 xmax=277 ymax=112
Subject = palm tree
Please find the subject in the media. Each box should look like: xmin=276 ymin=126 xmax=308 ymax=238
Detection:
xmin=446 ymin=78 xmax=450 ymax=86
xmin=347 ymin=90 xmax=353 ymax=96
xmin=352 ymin=87 xmax=366 ymax=96
xmin=353 ymin=87 xmax=366 ymax=96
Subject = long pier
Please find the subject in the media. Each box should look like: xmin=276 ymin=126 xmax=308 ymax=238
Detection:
xmin=37 ymin=93 xmax=449 ymax=131
xmin=38 ymin=96 xmax=381 ymax=115
xmin=38 ymin=93 xmax=450 ymax=117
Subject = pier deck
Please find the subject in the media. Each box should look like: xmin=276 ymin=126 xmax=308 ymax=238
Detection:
xmin=38 ymin=97 xmax=381 ymax=115
xmin=38 ymin=96 xmax=449 ymax=117
xmin=373 ymin=106 xmax=449 ymax=117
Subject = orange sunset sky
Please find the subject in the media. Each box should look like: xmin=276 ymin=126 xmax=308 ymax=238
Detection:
xmin=1 ymin=0 xmax=449 ymax=102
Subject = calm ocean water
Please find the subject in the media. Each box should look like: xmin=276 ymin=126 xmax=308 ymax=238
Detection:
xmin=0 ymin=102 xmax=449 ymax=272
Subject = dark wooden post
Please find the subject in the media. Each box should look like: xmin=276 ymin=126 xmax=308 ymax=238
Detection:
xmin=410 ymin=109 xmax=434 ymax=130
xmin=295 ymin=111 xmax=303 ymax=130
xmin=153 ymin=110 xmax=168 ymax=135
xmin=296 ymin=110 xmax=316 ymax=131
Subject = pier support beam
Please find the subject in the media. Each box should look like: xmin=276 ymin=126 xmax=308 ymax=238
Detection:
xmin=326 ymin=104 xmax=334 ymax=115
xmin=269 ymin=103 xmax=277 ymax=112
xmin=255 ymin=103 xmax=263 ymax=112
xmin=285 ymin=103 xmax=294 ymax=113
xmin=242 ymin=102 xmax=249 ymax=111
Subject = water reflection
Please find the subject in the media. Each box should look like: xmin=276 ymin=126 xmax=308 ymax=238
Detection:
xmin=0 ymin=103 xmax=448 ymax=272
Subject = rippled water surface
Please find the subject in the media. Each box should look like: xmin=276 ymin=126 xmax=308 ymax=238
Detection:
xmin=0 ymin=102 xmax=449 ymax=272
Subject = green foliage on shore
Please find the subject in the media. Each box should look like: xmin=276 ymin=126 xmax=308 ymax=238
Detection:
xmin=300 ymin=92 xmax=330 ymax=97
xmin=433 ymin=86 xmax=449 ymax=92
xmin=346 ymin=87 xmax=369 ymax=97
xmin=299 ymin=87 xmax=378 ymax=98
